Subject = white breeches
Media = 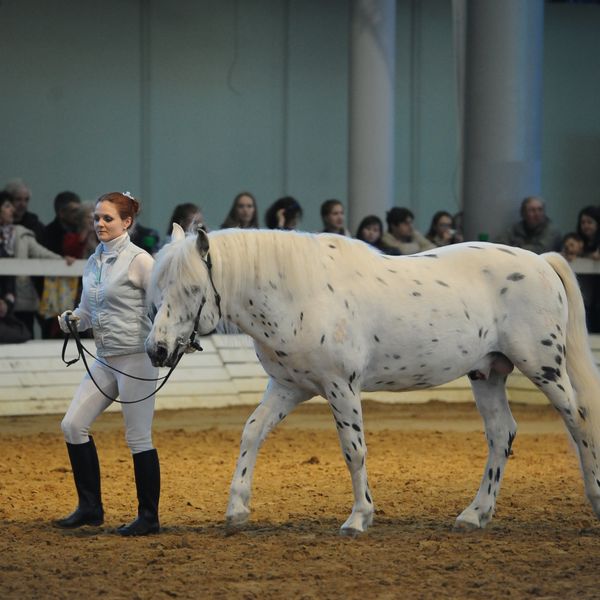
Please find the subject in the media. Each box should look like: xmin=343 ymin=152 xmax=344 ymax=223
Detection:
xmin=61 ymin=352 xmax=158 ymax=454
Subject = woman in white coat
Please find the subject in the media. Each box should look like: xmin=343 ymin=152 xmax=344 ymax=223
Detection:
xmin=55 ymin=191 xmax=160 ymax=536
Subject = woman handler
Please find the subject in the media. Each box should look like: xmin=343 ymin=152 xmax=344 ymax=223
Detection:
xmin=55 ymin=191 xmax=160 ymax=536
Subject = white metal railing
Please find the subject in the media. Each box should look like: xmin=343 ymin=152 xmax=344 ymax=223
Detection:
xmin=0 ymin=258 xmax=86 ymax=277
xmin=1 ymin=256 xmax=600 ymax=278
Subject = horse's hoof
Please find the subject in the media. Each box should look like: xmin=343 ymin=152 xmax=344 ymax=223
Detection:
xmin=340 ymin=527 xmax=363 ymax=538
xmin=453 ymin=518 xmax=481 ymax=532
xmin=225 ymin=512 xmax=249 ymax=533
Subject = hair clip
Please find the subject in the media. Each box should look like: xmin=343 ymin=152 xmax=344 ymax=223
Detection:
xmin=123 ymin=191 xmax=134 ymax=200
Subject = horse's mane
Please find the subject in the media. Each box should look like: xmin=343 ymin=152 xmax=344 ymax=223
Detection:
xmin=150 ymin=228 xmax=387 ymax=311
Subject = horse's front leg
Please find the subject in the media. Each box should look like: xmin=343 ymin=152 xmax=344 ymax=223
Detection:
xmin=326 ymin=379 xmax=373 ymax=536
xmin=225 ymin=378 xmax=310 ymax=529
xmin=455 ymin=371 xmax=517 ymax=531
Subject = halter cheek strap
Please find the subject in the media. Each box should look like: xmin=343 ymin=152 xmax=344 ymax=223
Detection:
xmin=187 ymin=251 xmax=222 ymax=352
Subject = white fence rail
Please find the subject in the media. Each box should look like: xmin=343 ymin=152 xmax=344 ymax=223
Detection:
xmin=2 ymin=334 xmax=600 ymax=416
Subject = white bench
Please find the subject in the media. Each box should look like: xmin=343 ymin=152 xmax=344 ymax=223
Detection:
xmin=2 ymin=334 xmax=600 ymax=416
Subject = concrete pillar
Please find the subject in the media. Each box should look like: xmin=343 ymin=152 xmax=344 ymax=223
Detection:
xmin=348 ymin=0 xmax=396 ymax=233
xmin=461 ymin=0 xmax=544 ymax=242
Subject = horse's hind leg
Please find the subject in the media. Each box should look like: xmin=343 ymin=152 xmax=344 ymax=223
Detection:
xmin=225 ymin=379 xmax=311 ymax=529
xmin=455 ymin=370 xmax=517 ymax=531
xmin=325 ymin=381 xmax=373 ymax=535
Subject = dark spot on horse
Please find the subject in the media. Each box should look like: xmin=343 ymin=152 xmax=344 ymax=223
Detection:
xmin=436 ymin=280 xmax=449 ymax=288
xmin=328 ymin=244 xmax=336 ymax=249
xmin=376 ymin=276 xmax=387 ymax=285
xmin=331 ymin=403 xmax=341 ymax=413
xmin=260 ymin=313 xmax=266 ymax=319
xmin=358 ymin=437 xmax=362 ymax=447
xmin=495 ymin=468 xmax=500 ymax=482
xmin=275 ymin=350 xmax=288 ymax=357
xmin=557 ymin=384 xmax=565 ymax=392
xmin=500 ymin=287 xmax=508 ymax=295
xmin=550 ymin=333 xmax=557 ymax=339
xmin=331 ymin=391 xmax=337 ymax=399
xmin=555 ymin=355 xmax=562 ymax=366
xmin=478 ymin=327 xmax=483 ymax=338
xmin=497 ymin=247 xmax=517 ymax=256
xmin=349 ymin=372 xmax=356 ymax=383
xmin=345 ymin=300 xmax=349 ymax=309
xmin=468 ymin=246 xmax=484 ymax=250
xmin=579 ymin=407 xmax=587 ymax=421
xmin=541 ymin=339 xmax=553 ymax=346
xmin=412 ymin=291 xmax=421 ymax=297
xmin=300 ymin=312 xmax=304 ymax=321
xmin=388 ymin=269 xmax=397 ymax=273
xmin=241 ymin=468 xmax=247 ymax=477
xmin=249 ymin=419 xmax=256 ymax=424
xmin=335 ymin=420 xmax=343 ymax=429
xmin=558 ymin=293 xmax=563 ymax=305
xmin=464 ymin=311 xmax=470 ymax=320
xmin=541 ymin=366 xmax=559 ymax=382
xmin=264 ymin=332 xmax=269 ymax=338
xmin=487 ymin=484 xmax=491 ymax=494
xmin=293 ymin=329 xmax=297 ymax=336
xmin=242 ymin=450 xmax=247 ymax=457
xmin=279 ymin=413 xmax=285 ymax=420
xmin=248 ymin=299 xmax=253 ymax=306
xmin=365 ymin=491 xmax=372 ymax=504
xmin=431 ymin=339 xmax=438 ymax=343
xmin=352 ymin=424 xmax=361 ymax=432
xmin=320 ymin=334 xmax=325 ymax=344
xmin=413 ymin=280 xmax=422 ymax=285
xmin=583 ymin=440 xmax=589 ymax=448
xmin=374 ymin=335 xmax=380 ymax=343
xmin=269 ymin=281 xmax=277 ymax=290
xmin=332 ymin=382 xmax=339 ymax=389
xmin=327 ymin=283 xmax=335 ymax=293
xmin=507 ymin=272 xmax=525 ymax=282
xmin=393 ymin=354 xmax=401 ymax=359
xmin=488 ymin=468 xmax=493 ymax=480
xmin=462 ymin=350 xmax=468 ymax=355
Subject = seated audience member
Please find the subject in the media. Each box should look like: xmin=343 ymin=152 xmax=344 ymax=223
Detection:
xmin=426 ymin=211 xmax=464 ymax=247
xmin=265 ymin=196 xmax=303 ymax=230
xmin=356 ymin=215 xmax=400 ymax=255
xmin=321 ymin=199 xmax=350 ymax=236
xmin=4 ymin=179 xmax=44 ymax=241
xmin=576 ymin=206 xmax=600 ymax=259
xmin=130 ymin=217 xmax=161 ymax=255
xmin=221 ymin=192 xmax=259 ymax=228
xmin=560 ymin=233 xmax=584 ymax=262
xmin=62 ymin=202 xmax=98 ymax=260
xmin=0 ymin=275 xmax=30 ymax=344
xmin=161 ymin=203 xmax=205 ymax=247
xmin=41 ymin=191 xmax=81 ymax=254
xmin=0 ymin=192 xmax=73 ymax=338
xmin=496 ymin=196 xmax=562 ymax=254
xmin=40 ymin=191 xmax=82 ymax=338
xmin=381 ymin=207 xmax=435 ymax=255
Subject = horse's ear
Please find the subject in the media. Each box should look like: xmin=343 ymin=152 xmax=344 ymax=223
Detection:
xmin=171 ymin=222 xmax=185 ymax=242
xmin=196 ymin=226 xmax=209 ymax=258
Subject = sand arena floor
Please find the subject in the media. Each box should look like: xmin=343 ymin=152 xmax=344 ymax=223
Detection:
xmin=2 ymin=400 xmax=600 ymax=599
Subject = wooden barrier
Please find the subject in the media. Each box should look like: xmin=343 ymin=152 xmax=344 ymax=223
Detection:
xmin=2 ymin=334 xmax=600 ymax=416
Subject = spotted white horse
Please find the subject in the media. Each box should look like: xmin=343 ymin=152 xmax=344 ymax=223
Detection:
xmin=146 ymin=224 xmax=600 ymax=534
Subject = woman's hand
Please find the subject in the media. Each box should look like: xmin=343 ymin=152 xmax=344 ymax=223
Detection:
xmin=58 ymin=310 xmax=80 ymax=333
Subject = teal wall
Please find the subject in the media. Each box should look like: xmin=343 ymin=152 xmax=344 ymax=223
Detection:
xmin=0 ymin=0 xmax=598 ymax=238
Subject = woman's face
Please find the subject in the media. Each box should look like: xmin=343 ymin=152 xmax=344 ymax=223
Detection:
xmin=361 ymin=223 xmax=381 ymax=243
xmin=235 ymin=195 xmax=255 ymax=226
xmin=0 ymin=200 xmax=15 ymax=225
xmin=94 ymin=200 xmax=131 ymax=243
xmin=183 ymin=210 xmax=203 ymax=231
xmin=435 ymin=215 xmax=453 ymax=236
xmin=391 ymin=218 xmax=413 ymax=239
xmin=580 ymin=214 xmax=598 ymax=240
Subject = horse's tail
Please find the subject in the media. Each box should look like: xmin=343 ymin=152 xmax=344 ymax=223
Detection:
xmin=543 ymin=252 xmax=600 ymax=427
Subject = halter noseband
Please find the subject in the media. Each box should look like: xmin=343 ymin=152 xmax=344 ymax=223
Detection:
xmin=186 ymin=251 xmax=222 ymax=352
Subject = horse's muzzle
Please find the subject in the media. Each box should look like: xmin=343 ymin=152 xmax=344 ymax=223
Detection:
xmin=148 ymin=342 xmax=171 ymax=367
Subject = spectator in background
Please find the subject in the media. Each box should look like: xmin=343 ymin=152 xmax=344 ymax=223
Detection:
xmin=426 ymin=211 xmax=464 ymax=247
xmin=576 ymin=206 xmax=600 ymax=259
xmin=0 ymin=273 xmax=30 ymax=344
xmin=496 ymin=196 xmax=562 ymax=254
xmin=62 ymin=202 xmax=98 ymax=260
xmin=221 ymin=192 xmax=259 ymax=229
xmin=39 ymin=192 xmax=82 ymax=338
xmin=265 ymin=196 xmax=303 ymax=230
xmin=0 ymin=192 xmax=74 ymax=338
xmin=161 ymin=203 xmax=204 ymax=247
xmin=321 ymin=199 xmax=350 ymax=236
xmin=381 ymin=207 xmax=435 ymax=255
xmin=4 ymin=179 xmax=45 ymax=241
xmin=355 ymin=215 xmax=400 ymax=255
xmin=560 ymin=232 xmax=584 ymax=263
xmin=130 ymin=218 xmax=161 ymax=256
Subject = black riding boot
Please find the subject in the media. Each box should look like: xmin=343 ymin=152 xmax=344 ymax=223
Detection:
xmin=54 ymin=436 xmax=104 ymax=528
xmin=117 ymin=449 xmax=160 ymax=536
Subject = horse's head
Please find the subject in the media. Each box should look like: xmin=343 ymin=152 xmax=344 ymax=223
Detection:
xmin=145 ymin=224 xmax=221 ymax=367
